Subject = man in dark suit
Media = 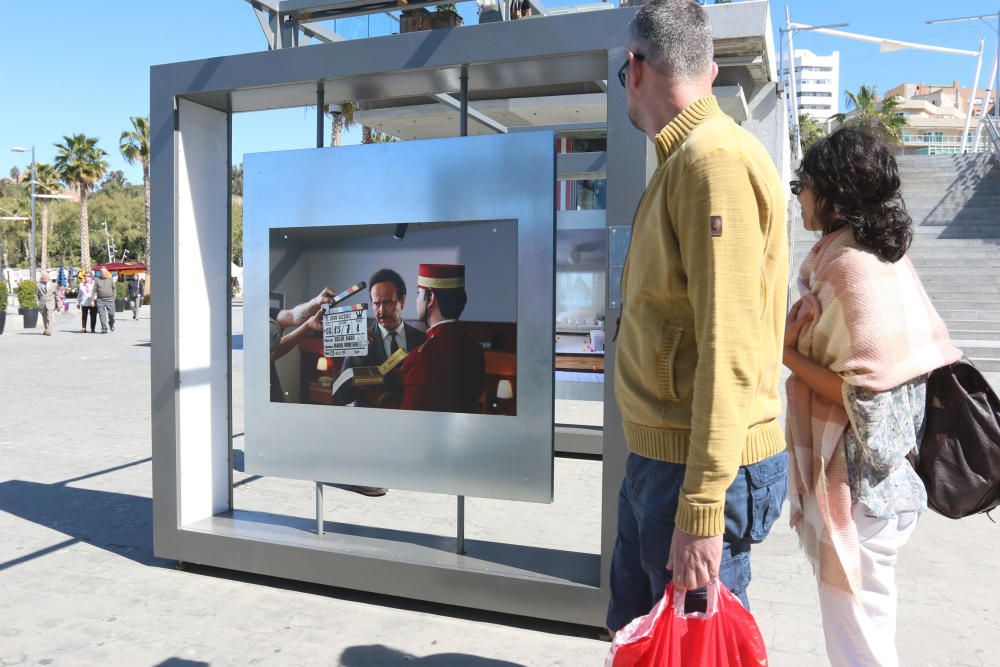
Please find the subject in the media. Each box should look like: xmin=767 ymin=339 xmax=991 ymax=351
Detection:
xmin=334 ymin=268 xmax=426 ymax=408
xmin=399 ymin=264 xmax=485 ymax=413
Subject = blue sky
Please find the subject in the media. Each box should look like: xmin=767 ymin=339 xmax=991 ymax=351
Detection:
xmin=1 ymin=0 xmax=998 ymax=183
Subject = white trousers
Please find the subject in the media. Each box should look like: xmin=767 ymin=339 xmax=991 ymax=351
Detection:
xmin=803 ymin=497 xmax=918 ymax=667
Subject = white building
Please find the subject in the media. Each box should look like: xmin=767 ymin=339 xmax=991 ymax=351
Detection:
xmin=782 ymin=48 xmax=840 ymax=123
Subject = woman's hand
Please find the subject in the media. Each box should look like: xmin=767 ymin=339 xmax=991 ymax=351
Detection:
xmin=784 ymin=294 xmax=820 ymax=348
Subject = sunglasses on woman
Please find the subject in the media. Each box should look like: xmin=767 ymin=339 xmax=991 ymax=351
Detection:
xmin=790 ymin=180 xmax=804 ymax=196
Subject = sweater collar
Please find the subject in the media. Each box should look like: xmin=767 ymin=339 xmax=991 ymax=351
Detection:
xmin=653 ymin=96 xmax=723 ymax=164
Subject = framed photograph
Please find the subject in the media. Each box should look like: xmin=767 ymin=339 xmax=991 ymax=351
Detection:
xmin=243 ymin=133 xmax=555 ymax=502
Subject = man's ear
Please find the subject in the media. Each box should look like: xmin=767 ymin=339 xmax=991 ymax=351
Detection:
xmin=710 ymin=61 xmax=719 ymax=84
xmin=629 ymin=52 xmax=643 ymax=91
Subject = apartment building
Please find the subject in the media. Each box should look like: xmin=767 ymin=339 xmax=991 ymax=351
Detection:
xmin=782 ymin=48 xmax=840 ymax=123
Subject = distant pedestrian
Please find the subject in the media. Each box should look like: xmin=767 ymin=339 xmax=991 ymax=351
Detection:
xmin=127 ymin=274 xmax=141 ymax=320
xmin=93 ymin=268 xmax=116 ymax=334
xmin=36 ymin=273 xmax=57 ymax=336
xmin=77 ymin=271 xmax=97 ymax=333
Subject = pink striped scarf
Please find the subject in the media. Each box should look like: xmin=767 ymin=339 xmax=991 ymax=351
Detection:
xmin=786 ymin=225 xmax=960 ymax=601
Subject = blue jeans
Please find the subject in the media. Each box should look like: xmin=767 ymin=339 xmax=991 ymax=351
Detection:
xmin=606 ymin=450 xmax=788 ymax=631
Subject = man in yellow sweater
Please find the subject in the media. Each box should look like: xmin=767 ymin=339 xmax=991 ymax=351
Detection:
xmin=607 ymin=0 xmax=789 ymax=631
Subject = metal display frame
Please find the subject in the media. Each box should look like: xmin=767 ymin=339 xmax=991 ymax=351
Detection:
xmin=151 ymin=3 xmax=783 ymax=626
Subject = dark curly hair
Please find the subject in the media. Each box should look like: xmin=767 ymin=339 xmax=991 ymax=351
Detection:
xmin=798 ymin=128 xmax=912 ymax=262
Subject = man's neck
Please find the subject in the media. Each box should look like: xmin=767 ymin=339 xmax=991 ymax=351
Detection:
xmin=427 ymin=318 xmax=456 ymax=333
xmin=643 ymin=82 xmax=712 ymax=142
xmin=378 ymin=320 xmax=404 ymax=336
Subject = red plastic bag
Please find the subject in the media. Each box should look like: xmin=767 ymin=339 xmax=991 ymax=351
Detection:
xmin=606 ymin=582 xmax=768 ymax=666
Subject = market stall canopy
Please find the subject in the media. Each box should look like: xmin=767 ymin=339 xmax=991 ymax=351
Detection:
xmin=92 ymin=262 xmax=146 ymax=274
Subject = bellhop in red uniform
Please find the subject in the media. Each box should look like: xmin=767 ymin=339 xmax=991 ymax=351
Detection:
xmin=399 ymin=264 xmax=485 ymax=413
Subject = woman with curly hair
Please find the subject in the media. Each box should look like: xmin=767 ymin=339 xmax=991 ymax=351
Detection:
xmin=783 ymin=128 xmax=960 ymax=666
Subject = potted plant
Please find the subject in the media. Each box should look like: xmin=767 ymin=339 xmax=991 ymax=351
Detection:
xmin=0 ymin=281 xmax=7 ymax=335
xmin=400 ymin=6 xmax=433 ymax=32
xmin=115 ymin=281 xmax=127 ymax=313
xmin=17 ymin=280 xmax=38 ymax=329
xmin=431 ymin=3 xmax=463 ymax=29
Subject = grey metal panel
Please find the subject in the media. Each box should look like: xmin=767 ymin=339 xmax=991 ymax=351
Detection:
xmin=557 ymin=151 xmax=607 ymax=181
xmin=554 ymin=426 xmax=602 ymax=456
xmin=601 ymin=47 xmax=653 ymax=591
xmin=243 ymin=133 xmax=556 ymax=502
xmin=164 ymin=513 xmax=606 ymax=625
xmin=150 ymin=11 xmax=632 ymax=107
xmin=150 ymin=73 xmax=180 ymax=556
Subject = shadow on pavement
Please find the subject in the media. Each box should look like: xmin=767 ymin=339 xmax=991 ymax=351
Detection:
xmin=340 ymin=645 xmax=525 ymax=666
xmin=155 ymin=660 xmax=211 ymax=667
xmin=0 ymin=458 xmax=172 ymax=571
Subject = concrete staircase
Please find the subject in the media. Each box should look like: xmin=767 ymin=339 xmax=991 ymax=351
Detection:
xmin=791 ymin=153 xmax=1000 ymax=372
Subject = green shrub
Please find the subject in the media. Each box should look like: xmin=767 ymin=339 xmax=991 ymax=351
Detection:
xmin=0 ymin=281 xmax=7 ymax=309
xmin=436 ymin=2 xmax=456 ymax=11
xmin=16 ymin=280 xmax=37 ymax=309
xmin=115 ymin=281 xmax=127 ymax=299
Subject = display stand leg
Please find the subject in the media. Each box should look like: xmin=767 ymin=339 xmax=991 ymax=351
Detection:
xmin=316 ymin=482 xmax=324 ymax=535
xmin=457 ymin=495 xmax=465 ymax=554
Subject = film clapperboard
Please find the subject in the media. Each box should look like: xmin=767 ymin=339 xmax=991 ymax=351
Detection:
xmin=322 ymin=303 xmax=369 ymax=358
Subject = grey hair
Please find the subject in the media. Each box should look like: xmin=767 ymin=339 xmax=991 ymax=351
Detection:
xmin=628 ymin=0 xmax=714 ymax=82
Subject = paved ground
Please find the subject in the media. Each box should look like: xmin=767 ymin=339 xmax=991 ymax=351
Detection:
xmin=1 ymin=303 xmax=998 ymax=666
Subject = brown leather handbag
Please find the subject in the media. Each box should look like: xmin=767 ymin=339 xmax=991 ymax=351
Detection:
xmin=913 ymin=357 xmax=1000 ymax=519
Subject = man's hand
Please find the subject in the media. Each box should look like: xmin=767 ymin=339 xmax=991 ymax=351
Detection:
xmin=313 ymin=287 xmax=337 ymax=308
xmin=666 ymin=527 xmax=722 ymax=591
xmin=307 ymin=309 xmax=324 ymax=332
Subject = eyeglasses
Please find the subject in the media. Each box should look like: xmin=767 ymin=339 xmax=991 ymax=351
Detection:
xmin=790 ymin=180 xmax=804 ymax=196
xmin=618 ymin=53 xmax=645 ymax=87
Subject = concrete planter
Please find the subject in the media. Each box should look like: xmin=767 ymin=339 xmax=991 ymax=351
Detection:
xmin=22 ymin=308 xmax=38 ymax=329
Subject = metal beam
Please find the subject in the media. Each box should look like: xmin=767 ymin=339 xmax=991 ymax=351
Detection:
xmin=279 ymin=0 xmax=454 ymax=23
xmin=431 ymin=93 xmax=508 ymax=134
xmin=252 ymin=4 xmax=276 ymax=49
xmin=246 ymin=0 xmax=345 ymax=45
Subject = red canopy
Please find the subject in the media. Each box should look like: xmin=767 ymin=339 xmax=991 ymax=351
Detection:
xmin=91 ymin=262 xmax=146 ymax=273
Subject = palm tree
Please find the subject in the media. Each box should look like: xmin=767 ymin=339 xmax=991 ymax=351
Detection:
xmin=833 ymin=84 xmax=907 ymax=145
xmin=32 ymin=163 xmax=62 ymax=271
xmin=328 ymin=102 xmax=356 ymax=147
xmin=794 ymin=114 xmax=825 ymax=152
xmin=120 ymin=116 xmax=151 ymax=282
xmin=54 ymin=134 xmax=108 ymax=270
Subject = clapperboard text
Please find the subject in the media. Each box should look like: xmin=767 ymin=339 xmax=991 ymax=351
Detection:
xmin=322 ymin=302 xmax=369 ymax=358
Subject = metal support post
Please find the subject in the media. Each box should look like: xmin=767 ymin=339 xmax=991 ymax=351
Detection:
xmin=457 ymin=496 xmax=465 ymax=555
xmin=460 ymin=66 xmax=469 ymax=137
xmin=316 ymin=482 xmax=324 ymax=535
xmin=974 ymin=48 xmax=999 ymax=152
xmin=785 ymin=6 xmax=802 ymax=161
xmin=28 ymin=147 xmax=35 ymax=279
xmin=963 ymin=39 xmax=985 ymax=153
xmin=456 ymin=64 xmax=469 ymax=556
xmin=316 ymin=83 xmax=325 ymax=148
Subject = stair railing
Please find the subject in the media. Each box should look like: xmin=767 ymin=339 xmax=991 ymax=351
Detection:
xmin=983 ymin=117 xmax=1000 ymax=166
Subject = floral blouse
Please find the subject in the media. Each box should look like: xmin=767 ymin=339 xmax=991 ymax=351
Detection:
xmin=842 ymin=374 xmax=929 ymax=519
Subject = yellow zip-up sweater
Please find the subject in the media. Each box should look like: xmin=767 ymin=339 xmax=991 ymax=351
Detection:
xmin=615 ymin=96 xmax=788 ymax=537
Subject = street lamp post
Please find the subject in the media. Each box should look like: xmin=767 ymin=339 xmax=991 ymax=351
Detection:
xmin=10 ymin=146 xmax=36 ymax=280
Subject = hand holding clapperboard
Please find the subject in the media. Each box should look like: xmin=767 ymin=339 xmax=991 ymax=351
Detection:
xmin=322 ymin=282 xmax=409 ymax=397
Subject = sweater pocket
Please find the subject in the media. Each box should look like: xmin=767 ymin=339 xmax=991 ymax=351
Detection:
xmin=655 ymin=323 xmax=684 ymax=403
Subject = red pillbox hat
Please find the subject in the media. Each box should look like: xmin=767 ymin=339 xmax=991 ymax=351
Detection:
xmin=417 ymin=264 xmax=465 ymax=290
